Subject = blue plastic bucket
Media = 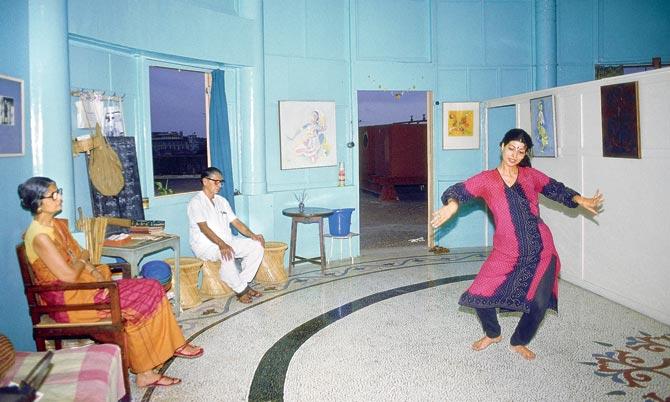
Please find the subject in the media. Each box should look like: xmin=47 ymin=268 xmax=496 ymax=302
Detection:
xmin=328 ymin=208 xmax=355 ymax=236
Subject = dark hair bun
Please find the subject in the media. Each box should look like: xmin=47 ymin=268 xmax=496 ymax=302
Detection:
xmin=17 ymin=177 xmax=55 ymax=214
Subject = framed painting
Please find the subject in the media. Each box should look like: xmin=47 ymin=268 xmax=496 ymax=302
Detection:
xmin=0 ymin=74 xmax=24 ymax=156
xmin=442 ymin=102 xmax=479 ymax=150
xmin=279 ymin=100 xmax=337 ymax=169
xmin=529 ymin=95 xmax=557 ymax=157
xmin=600 ymin=81 xmax=640 ymax=159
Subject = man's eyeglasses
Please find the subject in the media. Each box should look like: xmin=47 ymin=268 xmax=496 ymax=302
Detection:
xmin=205 ymin=177 xmax=224 ymax=184
xmin=41 ymin=188 xmax=63 ymax=200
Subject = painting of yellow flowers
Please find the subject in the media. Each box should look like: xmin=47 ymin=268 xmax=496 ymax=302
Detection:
xmin=442 ymin=102 xmax=480 ymax=149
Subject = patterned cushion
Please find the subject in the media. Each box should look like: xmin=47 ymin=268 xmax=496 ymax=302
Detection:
xmin=0 ymin=333 xmax=15 ymax=379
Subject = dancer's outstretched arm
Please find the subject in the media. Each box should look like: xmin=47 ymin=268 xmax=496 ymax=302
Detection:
xmin=573 ymin=189 xmax=604 ymax=215
xmin=431 ymin=200 xmax=459 ymax=228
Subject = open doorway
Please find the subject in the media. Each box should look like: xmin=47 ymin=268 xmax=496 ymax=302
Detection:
xmin=357 ymin=90 xmax=429 ymax=251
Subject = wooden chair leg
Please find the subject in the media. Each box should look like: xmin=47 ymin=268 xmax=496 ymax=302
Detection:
xmin=34 ymin=337 xmax=47 ymax=352
xmin=55 ymin=339 xmax=63 ymax=350
xmin=118 ymin=334 xmax=131 ymax=401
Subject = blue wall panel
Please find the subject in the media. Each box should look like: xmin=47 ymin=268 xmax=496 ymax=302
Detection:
xmin=434 ymin=180 xmax=487 ymax=247
xmin=469 ymin=68 xmax=498 ymax=100
xmin=557 ymin=65 xmax=594 ymax=87
xmin=557 ymin=0 xmax=594 ymax=64
xmin=484 ymin=1 xmax=532 ymax=66
xmin=356 ymin=0 xmax=431 ymax=61
xmin=264 ymin=0 xmax=306 ymax=57
xmin=352 ymin=61 xmax=435 ymax=91
xmin=437 ymin=1 xmax=484 ymax=65
xmin=599 ymin=0 xmax=670 ymax=63
xmin=0 ymin=0 xmax=35 ymax=351
xmin=438 ymin=68 xmax=468 ymax=101
xmin=68 ymin=0 xmax=254 ymax=66
xmin=557 ymin=0 xmax=670 ymax=86
xmin=500 ymin=68 xmax=531 ymax=97
xmin=183 ymin=0 xmax=238 ymax=15
xmin=305 ymin=0 xmax=348 ymax=60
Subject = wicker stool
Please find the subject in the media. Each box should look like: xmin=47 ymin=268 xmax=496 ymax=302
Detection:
xmin=256 ymin=241 xmax=288 ymax=286
xmin=200 ymin=260 xmax=234 ymax=298
xmin=164 ymin=257 xmax=203 ymax=310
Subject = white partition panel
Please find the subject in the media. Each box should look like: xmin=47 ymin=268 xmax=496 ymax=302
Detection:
xmin=484 ymin=68 xmax=670 ymax=325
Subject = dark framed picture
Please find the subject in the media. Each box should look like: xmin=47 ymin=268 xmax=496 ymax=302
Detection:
xmin=600 ymin=81 xmax=640 ymax=159
xmin=0 ymin=74 xmax=24 ymax=157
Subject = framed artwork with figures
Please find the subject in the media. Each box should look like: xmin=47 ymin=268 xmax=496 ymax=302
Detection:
xmin=529 ymin=95 xmax=557 ymax=157
xmin=279 ymin=101 xmax=337 ymax=169
xmin=0 ymin=74 xmax=24 ymax=157
xmin=442 ymin=102 xmax=480 ymax=150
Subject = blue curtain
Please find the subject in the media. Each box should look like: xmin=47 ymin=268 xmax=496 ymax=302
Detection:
xmin=209 ymin=69 xmax=236 ymax=213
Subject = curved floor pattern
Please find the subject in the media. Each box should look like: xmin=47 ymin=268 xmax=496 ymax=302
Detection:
xmin=142 ymin=248 xmax=670 ymax=402
xmin=248 ymin=274 xmax=475 ymax=401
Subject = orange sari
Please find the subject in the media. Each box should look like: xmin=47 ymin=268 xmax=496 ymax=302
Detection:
xmin=25 ymin=219 xmax=186 ymax=372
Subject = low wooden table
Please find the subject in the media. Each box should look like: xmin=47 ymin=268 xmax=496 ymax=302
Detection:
xmin=282 ymin=207 xmax=333 ymax=274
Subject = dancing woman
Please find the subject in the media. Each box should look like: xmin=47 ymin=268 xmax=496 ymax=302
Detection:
xmin=431 ymin=129 xmax=603 ymax=360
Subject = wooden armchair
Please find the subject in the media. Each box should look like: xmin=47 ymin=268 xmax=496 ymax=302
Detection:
xmin=15 ymin=243 xmax=131 ymax=400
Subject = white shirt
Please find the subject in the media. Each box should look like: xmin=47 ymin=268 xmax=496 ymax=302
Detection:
xmin=187 ymin=191 xmax=238 ymax=254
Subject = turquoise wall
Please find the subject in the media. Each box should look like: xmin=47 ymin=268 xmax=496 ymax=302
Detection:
xmin=0 ymin=1 xmax=35 ymax=350
xmin=1 ymin=0 xmax=669 ymax=349
xmin=557 ymin=0 xmax=670 ymax=85
xmin=432 ymin=0 xmax=535 ymax=247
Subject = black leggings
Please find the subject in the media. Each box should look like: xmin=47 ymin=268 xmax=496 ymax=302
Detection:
xmin=474 ymin=258 xmax=556 ymax=346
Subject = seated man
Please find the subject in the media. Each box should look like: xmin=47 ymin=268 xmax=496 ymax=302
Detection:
xmin=187 ymin=167 xmax=265 ymax=303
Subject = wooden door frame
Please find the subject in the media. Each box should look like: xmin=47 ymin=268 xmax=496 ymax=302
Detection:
xmin=426 ymin=91 xmax=434 ymax=249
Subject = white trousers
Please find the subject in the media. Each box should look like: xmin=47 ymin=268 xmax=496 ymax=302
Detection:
xmin=195 ymin=237 xmax=264 ymax=294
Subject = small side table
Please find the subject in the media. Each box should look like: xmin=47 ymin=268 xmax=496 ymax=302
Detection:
xmin=282 ymin=207 xmax=333 ymax=274
xmin=324 ymin=232 xmax=359 ymax=264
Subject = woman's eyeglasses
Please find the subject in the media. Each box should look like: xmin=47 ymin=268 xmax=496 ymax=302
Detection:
xmin=205 ymin=177 xmax=224 ymax=184
xmin=41 ymin=188 xmax=63 ymax=200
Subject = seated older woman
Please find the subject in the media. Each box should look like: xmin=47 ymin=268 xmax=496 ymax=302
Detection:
xmin=17 ymin=176 xmax=203 ymax=388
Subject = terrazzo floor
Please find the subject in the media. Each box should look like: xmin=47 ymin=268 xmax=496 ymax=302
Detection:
xmin=138 ymin=247 xmax=670 ymax=402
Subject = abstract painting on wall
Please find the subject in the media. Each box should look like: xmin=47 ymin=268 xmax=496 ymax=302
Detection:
xmin=529 ymin=95 xmax=557 ymax=157
xmin=0 ymin=74 xmax=24 ymax=157
xmin=279 ymin=100 xmax=337 ymax=169
xmin=442 ymin=102 xmax=479 ymax=150
xmin=600 ymin=81 xmax=640 ymax=159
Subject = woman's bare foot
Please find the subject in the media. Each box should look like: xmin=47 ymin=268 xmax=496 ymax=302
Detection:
xmin=471 ymin=335 xmax=502 ymax=351
xmin=511 ymin=345 xmax=536 ymax=360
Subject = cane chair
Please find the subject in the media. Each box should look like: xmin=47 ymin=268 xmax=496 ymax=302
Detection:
xmin=15 ymin=243 xmax=131 ymax=400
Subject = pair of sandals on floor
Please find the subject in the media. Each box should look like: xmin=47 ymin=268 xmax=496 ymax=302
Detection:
xmin=140 ymin=343 xmax=204 ymax=388
xmin=236 ymin=286 xmax=263 ymax=304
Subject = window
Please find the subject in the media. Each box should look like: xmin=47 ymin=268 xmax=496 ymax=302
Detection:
xmin=149 ymin=66 xmax=210 ymax=195
xmin=595 ymin=58 xmax=666 ymax=79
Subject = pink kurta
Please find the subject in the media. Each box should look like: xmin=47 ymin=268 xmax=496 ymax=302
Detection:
xmin=441 ymin=167 xmax=579 ymax=313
